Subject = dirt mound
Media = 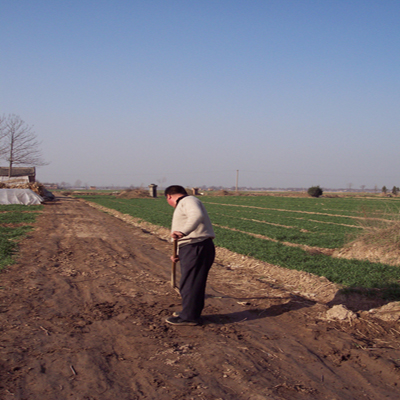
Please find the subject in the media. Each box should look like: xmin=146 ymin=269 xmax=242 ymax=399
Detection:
xmin=369 ymin=301 xmax=400 ymax=321
xmin=322 ymin=304 xmax=358 ymax=321
xmin=117 ymin=188 xmax=150 ymax=198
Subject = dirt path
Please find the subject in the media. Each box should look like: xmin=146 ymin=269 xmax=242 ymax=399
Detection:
xmin=0 ymin=197 xmax=399 ymax=400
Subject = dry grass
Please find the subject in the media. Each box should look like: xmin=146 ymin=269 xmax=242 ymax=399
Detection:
xmin=356 ymin=205 xmax=400 ymax=247
xmin=358 ymin=221 xmax=400 ymax=248
xmin=334 ymin=206 xmax=400 ymax=266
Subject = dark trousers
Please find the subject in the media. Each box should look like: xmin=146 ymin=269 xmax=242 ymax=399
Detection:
xmin=178 ymin=238 xmax=215 ymax=321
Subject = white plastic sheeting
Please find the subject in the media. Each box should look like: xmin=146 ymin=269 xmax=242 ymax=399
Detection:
xmin=0 ymin=189 xmax=44 ymax=205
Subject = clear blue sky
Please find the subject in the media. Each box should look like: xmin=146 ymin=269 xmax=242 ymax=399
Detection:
xmin=1 ymin=0 xmax=399 ymax=189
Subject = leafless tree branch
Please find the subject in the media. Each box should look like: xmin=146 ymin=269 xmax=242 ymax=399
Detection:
xmin=0 ymin=115 xmax=7 ymax=156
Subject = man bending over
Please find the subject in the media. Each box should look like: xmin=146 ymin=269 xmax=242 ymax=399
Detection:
xmin=164 ymin=185 xmax=215 ymax=326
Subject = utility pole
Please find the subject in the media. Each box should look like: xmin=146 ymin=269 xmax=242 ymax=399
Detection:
xmin=236 ymin=170 xmax=239 ymax=193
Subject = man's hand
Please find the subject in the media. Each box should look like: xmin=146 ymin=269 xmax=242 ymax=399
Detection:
xmin=171 ymin=255 xmax=180 ymax=263
xmin=171 ymin=231 xmax=185 ymax=239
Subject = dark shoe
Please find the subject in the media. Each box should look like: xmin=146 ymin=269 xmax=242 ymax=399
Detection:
xmin=172 ymin=311 xmax=180 ymax=317
xmin=165 ymin=316 xmax=200 ymax=326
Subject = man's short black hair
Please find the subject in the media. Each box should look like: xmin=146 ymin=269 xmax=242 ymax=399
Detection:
xmin=164 ymin=185 xmax=188 ymax=196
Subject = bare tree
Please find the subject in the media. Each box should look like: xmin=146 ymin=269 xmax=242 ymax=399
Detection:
xmin=0 ymin=115 xmax=7 ymax=155
xmin=0 ymin=114 xmax=48 ymax=177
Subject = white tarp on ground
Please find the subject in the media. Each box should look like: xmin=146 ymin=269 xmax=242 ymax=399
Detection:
xmin=0 ymin=189 xmax=44 ymax=205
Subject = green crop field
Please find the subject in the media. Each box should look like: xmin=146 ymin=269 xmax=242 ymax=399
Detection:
xmin=77 ymin=194 xmax=400 ymax=299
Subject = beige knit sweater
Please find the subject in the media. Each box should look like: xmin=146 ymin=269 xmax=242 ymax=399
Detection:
xmin=171 ymin=196 xmax=215 ymax=248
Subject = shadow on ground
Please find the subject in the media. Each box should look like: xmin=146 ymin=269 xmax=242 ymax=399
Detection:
xmin=204 ymin=297 xmax=316 ymax=325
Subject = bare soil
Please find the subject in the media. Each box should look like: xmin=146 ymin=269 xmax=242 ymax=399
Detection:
xmin=1 ymin=196 xmax=400 ymax=400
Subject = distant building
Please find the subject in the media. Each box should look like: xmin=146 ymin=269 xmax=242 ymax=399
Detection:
xmin=0 ymin=167 xmax=36 ymax=183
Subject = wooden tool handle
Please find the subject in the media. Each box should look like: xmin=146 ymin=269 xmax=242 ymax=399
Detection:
xmin=171 ymin=240 xmax=177 ymax=288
